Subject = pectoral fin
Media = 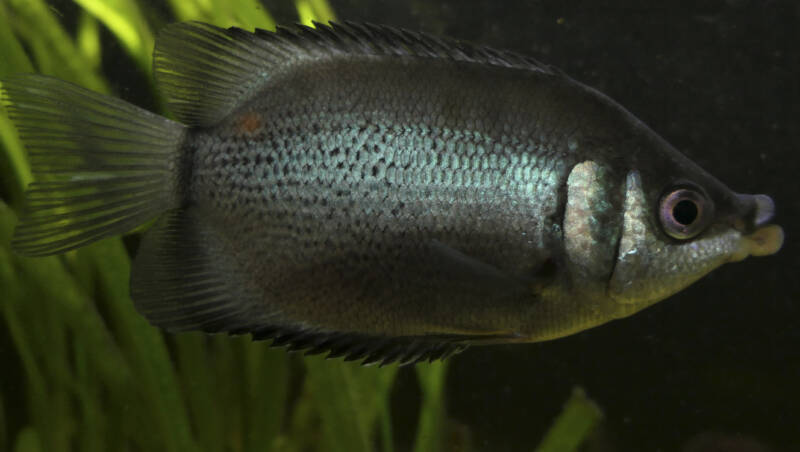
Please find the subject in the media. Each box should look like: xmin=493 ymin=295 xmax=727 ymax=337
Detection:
xmin=428 ymin=239 xmax=553 ymax=295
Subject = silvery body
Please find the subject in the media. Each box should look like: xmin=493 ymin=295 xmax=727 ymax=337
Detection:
xmin=1 ymin=22 xmax=782 ymax=364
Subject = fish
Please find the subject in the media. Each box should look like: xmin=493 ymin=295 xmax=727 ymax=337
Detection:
xmin=0 ymin=21 xmax=784 ymax=365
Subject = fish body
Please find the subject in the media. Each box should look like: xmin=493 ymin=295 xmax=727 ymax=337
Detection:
xmin=1 ymin=22 xmax=783 ymax=364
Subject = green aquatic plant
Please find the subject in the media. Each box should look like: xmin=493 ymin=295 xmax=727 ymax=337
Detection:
xmin=0 ymin=1 xmax=604 ymax=451
xmin=535 ymin=387 xmax=603 ymax=452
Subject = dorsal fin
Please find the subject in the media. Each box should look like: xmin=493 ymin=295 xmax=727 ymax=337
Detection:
xmin=153 ymin=21 xmax=559 ymax=126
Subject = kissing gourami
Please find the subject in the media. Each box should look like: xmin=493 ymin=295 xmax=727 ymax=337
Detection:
xmin=0 ymin=22 xmax=784 ymax=365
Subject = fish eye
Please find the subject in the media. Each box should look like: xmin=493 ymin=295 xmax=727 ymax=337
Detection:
xmin=659 ymin=186 xmax=713 ymax=240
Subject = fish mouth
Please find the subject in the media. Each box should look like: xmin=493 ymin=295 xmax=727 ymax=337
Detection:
xmin=730 ymin=224 xmax=784 ymax=262
xmin=730 ymin=194 xmax=783 ymax=261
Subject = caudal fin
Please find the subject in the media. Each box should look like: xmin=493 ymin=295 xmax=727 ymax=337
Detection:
xmin=1 ymin=75 xmax=186 ymax=256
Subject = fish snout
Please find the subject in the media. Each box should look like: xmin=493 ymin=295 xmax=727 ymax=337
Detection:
xmin=751 ymin=193 xmax=776 ymax=227
xmin=730 ymin=193 xmax=783 ymax=261
xmin=735 ymin=193 xmax=776 ymax=231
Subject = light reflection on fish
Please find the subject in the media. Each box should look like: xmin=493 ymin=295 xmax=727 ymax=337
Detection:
xmin=0 ymin=21 xmax=784 ymax=365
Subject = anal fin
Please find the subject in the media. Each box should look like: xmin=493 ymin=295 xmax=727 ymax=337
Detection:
xmin=253 ymin=326 xmax=485 ymax=366
xmin=130 ymin=208 xmax=268 ymax=333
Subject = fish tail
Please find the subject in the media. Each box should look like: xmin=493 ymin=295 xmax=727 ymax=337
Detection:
xmin=1 ymin=75 xmax=186 ymax=256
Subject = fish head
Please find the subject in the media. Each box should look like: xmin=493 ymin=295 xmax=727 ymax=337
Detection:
xmin=606 ymin=147 xmax=784 ymax=315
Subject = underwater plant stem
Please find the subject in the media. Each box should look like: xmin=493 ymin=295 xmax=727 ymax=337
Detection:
xmin=534 ymin=387 xmax=603 ymax=452
xmin=413 ymin=362 xmax=448 ymax=452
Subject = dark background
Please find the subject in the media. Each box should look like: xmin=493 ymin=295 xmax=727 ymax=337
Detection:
xmin=322 ymin=1 xmax=798 ymax=451
xmin=43 ymin=0 xmax=800 ymax=450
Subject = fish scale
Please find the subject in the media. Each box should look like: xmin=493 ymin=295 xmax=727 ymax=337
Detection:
xmin=189 ymin=99 xmax=563 ymax=334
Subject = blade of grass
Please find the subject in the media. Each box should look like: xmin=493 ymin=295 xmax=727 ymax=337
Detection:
xmin=12 ymin=427 xmax=42 ymax=452
xmin=167 ymin=0 xmax=275 ymax=30
xmin=0 ymin=110 xmax=31 ymax=208
xmin=7 ymin=0 xmax=108 ymax=92
xmin=2 ymin=60 xmax=153 ymax=452
xmin=295 ymin=0 xmax=336 ymax=26
xmin=243 ymin=342 xmax=289 ymax=452
xmin=71 ymin=336 xmax=103 ymax=452
xmin=226 ymin=0 xmax=276 ymax=30
xmin=534 ymin=387 xmax=603 ymax=452
xmin=303 ymin=356 xmax=399 ymax=452
xmin=77 ymin=12 xmax=101 ymax=71
xmin=413 ymin=362 xmax=448 ymax=452
xmin=309 ymin=0 xmax=336 ymax=23
xmin=0 ymin=234 xmax=67 ymax=452
xmin=173 ymin=334 xmax=226 ymax=451
xmin=295 ymin=0 xmax=316 ymax=27
xmin=0 ymin=254 xmax=47 ymax=450
xmin=0 ymin=3 xmax=33 ymax=75
xmin=178 ymin=335 xmax=290 ymax=452
xmin=213 ymin=335 xmax=248 ymax=450
xmin=281 ymin=371 xmax=318 ymax=452
xmin=73 ymin=0 xmax=154 ymax=70
xmin=168 ymin=0 xmax=205 ymax=23
xmin=78 ymin=240 xmax=200 ymax=452
xmin=377 ymin=365 xmax=396 ymax=452
xmin=0 ymin=3 xmax=33 ymax=208
xmin=0 ymin=204 xmax=122 ymax=452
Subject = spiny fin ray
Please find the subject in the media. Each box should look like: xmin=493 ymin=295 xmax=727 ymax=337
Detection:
xmin=252 ymin=326 xmax=473 ymax=366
